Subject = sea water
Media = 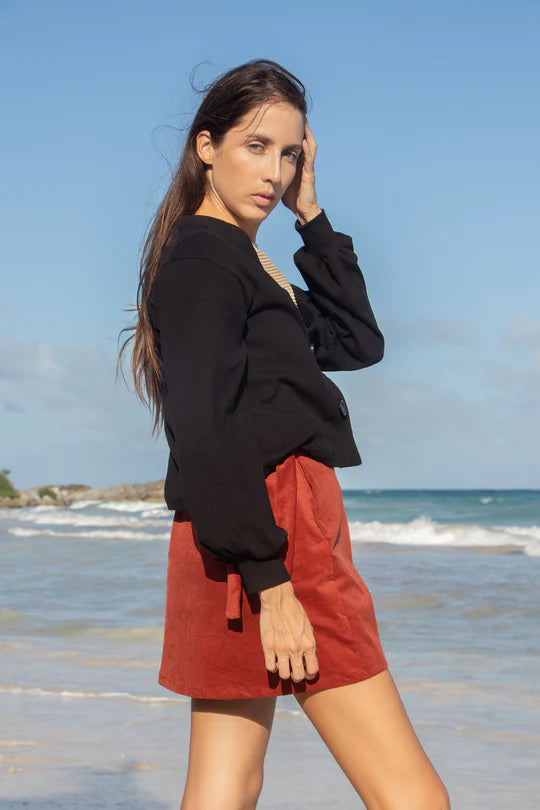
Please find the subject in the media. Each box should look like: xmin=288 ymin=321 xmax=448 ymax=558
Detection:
xmin=1 ymin=489 xmax=539 ymax=808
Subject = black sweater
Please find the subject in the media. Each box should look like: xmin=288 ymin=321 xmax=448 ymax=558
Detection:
xmin=148 ymin=209 xmax=384 ymax=595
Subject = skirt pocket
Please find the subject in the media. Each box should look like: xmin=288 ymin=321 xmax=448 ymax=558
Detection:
xmin=294 ymin=454 xmax=343 ymax=552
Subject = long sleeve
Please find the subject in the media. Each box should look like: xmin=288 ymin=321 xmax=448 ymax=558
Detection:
xmin=290 ymin=209 xmax=385 ymax=371
xmin=154 ymin=254 xmax=291 ymax=595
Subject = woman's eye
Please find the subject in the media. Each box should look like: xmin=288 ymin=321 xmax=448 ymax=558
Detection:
xmin=248 ymin=143 xmax=298 ymax=161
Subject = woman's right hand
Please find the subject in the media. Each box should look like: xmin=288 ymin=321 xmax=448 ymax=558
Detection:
xmin=258 ymin=580 xmax=319 ymax=682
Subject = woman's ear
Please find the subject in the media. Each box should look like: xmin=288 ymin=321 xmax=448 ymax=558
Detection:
xmin=195 ymin=130 xmax=215 ymax=166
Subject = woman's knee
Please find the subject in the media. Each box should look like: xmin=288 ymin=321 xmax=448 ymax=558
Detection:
xmin=181 ymin=771 xmax=263 ymax=810
xmin=295 ymin=669 xmax=450 ymax=810
xmin=361 ymin=773 xmax=450 ymax=810
xmin=181 ymin=751 xmax=264 ymax=810
xmin=436 ymin=782 xmax=452 ymax=810
xmin=393 ymin=780 xmax=451 ymax=810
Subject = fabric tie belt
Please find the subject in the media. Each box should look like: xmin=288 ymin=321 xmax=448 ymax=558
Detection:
xmin=174 ymin=509 xmax=244 ymax=620
xmin=222 ymin=451 xmax=299 ymax=620
xmin=177 ymin=452 xmax=297 ymax=621
xmin=225 ymin=563 xmax=243 ymax=620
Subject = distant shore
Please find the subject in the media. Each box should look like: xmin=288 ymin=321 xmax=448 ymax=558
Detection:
xmin=0 ymin=480 xmax=165 ymax=508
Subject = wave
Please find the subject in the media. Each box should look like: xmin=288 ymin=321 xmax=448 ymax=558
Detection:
xmin=0 ymin=608 xmax=26 ymax=628
xmin=6 ymin=505 xmax=539 ymax=556
xmin=0 ymin=684 xmax=182 ymax=703
xmin=97 ymin=500 xmax=167 ymax=513
xmin=0 ymin=619 xmax=164 ymax=642
xmin=349 ymin=515 xmax=540 ymax=556
xmin=68 ymin=500 xmax=168 ymax=514
xmin=32 ymin=624 xmax=164 ymax=642
xmin=9 ymin=510 xmax=168 ymax=529
xmin=0 ymin=684 xmax=304 ymax=718
xmin=8 ymin=526 xmax=169 ymax=541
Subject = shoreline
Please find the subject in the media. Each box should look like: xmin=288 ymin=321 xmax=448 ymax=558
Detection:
xmin=0 ymin=480 xmax=165 ymax=508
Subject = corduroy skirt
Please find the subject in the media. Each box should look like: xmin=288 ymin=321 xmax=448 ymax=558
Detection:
xmin=158 ymin=450 xmax=388 ymax=699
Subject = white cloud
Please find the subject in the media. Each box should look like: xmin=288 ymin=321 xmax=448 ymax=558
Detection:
xmin=0 ymin=332 xmax=166 ymax=489
xmin=1 ymin=314 xmax=538 ymax=490
xmin=332 ymin=314 xmax=540 ymax=488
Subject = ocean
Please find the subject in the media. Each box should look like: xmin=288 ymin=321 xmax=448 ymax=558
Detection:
xmin=1 ymin=488 xmax=539 ymax=808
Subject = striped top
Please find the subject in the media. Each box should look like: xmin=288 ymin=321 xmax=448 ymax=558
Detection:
xmin=251 ymin=242 xmax=298 ymax=308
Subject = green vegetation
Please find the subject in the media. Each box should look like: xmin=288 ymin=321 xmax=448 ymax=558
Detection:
xmin=0 ymin=469 xmax=20 ymax=499
xmin=37 ymin=487 xmax=57 ymax=500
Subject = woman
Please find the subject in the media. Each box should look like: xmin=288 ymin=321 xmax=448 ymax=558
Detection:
xmin=118 ymin=59 xmax=450 ymax=810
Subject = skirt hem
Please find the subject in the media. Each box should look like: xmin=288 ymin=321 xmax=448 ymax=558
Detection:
xmin=157 ymin=661 xmax=389 ymax=700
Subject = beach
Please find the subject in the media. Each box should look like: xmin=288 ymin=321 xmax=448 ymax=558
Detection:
xmin=1 ymin=490 xmax=539 ymax=808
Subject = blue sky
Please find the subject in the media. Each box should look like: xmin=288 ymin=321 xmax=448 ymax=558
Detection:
xmin=1 ymin=0 xmax=538 ymax=490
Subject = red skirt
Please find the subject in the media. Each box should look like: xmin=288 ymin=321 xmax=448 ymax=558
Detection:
xmin=158 ymin=450 xmax=388 ymax=699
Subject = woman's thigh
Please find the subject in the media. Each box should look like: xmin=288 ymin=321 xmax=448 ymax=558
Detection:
xmin=294 ymin=668 xmax=450 ymax=810
xmin=181 ymin=696 xmax=277 ymax=810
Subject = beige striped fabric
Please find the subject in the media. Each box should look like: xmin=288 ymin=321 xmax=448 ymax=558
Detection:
xmin=252 ymin=242 xmax=298 ymax=308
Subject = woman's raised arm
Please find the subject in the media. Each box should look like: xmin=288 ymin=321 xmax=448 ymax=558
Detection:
xmin=291 ymin=209 xmax=385 ymax=371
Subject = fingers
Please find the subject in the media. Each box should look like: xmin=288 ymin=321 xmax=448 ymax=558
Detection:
xmin=278 ymin=654 xmax=294 ymax=681
xmin=269 ymin=630 xmax=319 ymax=683
xmin=264 ymin=651 xmax=279 ymax=673
xmin=260 ymin=586 xmax=320 ymax=683
xmin=274 ymin=649 xmax=319 ymax=682
xmin=303 ymin=118 xmax=317 ymax=161
xmin=303 ymin=648 xmax=319 ymax=680
xmin=288 ymin=654 xmax=304 ymax=682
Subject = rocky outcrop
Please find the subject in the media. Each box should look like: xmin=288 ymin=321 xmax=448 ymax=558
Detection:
xmin=0 ymin=480 xmax=165 ymax=508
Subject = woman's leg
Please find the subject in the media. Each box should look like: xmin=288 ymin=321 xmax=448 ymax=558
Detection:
xmin=295 ymin=668 xmax=451 ymax=810
xmin=180 ymin=695 xmax=277 ymax=810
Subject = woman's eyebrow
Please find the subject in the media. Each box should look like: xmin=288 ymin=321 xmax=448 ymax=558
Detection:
xmin=245 ymin=132 xmax=303 ymax=151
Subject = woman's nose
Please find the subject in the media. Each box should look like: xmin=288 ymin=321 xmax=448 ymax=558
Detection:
xmin=263 ymin=153 xmax=282 ymax=183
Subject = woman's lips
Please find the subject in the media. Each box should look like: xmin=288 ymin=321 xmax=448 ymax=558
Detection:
xmin=251 ymin=194 xmax=274 ymax=206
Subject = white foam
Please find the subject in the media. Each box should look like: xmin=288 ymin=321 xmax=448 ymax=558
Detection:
xmin=8 ymin=527 xmax=169 ymax=541
xmin=0 ymin=684 xmax=183 ymax=703
xmin=98 ymin=500 xmax=164 ymax=513
xmin=70 ymin=500 xmax=167 ymax=513
xmin=10 ymin=510 xmax=167 ymax=529
xmin=0 ymin=685 xmax=310 ymax=719
xmin=348 ymin=516 xmax=540 ymax=556
xmin=68 ymin=499 xmax=105 ymax=509
xmin=140 ymin=506 xmax=170 ymax=518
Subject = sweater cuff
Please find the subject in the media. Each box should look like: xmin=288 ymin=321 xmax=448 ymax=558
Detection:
xmin=294 ymin=208 xmax=339 ymax=251
xmin=236 ymin=557 xmax=291 ymax=595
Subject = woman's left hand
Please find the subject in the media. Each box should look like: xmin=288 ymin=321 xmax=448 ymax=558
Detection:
xmin=281 ymin=118 xmax=322 ymax=223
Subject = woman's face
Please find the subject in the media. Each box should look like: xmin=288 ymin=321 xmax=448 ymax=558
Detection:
xmin=195 ymin=101 xmax=305 ymax=236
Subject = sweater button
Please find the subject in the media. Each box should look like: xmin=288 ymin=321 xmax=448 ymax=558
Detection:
xmin=338 ymin=398 xmax=348 ymax=418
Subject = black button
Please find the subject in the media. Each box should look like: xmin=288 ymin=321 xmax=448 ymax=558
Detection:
xmin=338 ymin=398 xmax=348 ymax=418
xmin=309 ymin=342 xmax=315 ymax=352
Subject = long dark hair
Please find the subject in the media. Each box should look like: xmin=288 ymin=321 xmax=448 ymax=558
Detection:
xmin=116 ymin=58 xmax=309 ymax=436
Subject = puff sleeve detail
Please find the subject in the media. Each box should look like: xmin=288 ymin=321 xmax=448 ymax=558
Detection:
xmin=291 ymin=209 xmax=385 ymax=371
